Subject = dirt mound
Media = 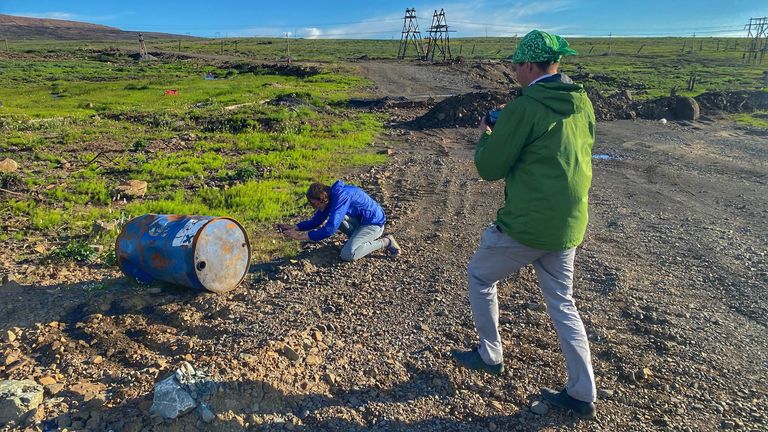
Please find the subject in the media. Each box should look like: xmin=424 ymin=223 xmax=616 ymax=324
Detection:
xmin=586 ymin=88 xmax=638 ymax=121
xmin=695 ymin=90 xmax=768 ymax=113
xmin=408 ymin=88 xmax=768 ymax=128
xmin=463 ymin=62 xmax=518 ymax=87
xmin=226 ymin=62 xmax=322 ymax=78
xmin=347 ymin=97 xmax=432 ymax=111
xmin=405 ymin=91 xmax=517 ymax=129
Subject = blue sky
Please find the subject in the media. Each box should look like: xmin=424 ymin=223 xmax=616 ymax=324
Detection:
xmin=1 ymin=0 xmax=764 ymax=38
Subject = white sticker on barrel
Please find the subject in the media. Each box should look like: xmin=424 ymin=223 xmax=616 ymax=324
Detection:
xmin=172 ymin=218 xmax=208 ymax=247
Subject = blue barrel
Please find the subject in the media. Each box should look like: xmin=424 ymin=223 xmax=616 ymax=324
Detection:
xmin=116 ymin=214 xmax=251 ymax=293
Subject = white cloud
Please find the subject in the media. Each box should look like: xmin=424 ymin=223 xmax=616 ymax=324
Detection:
xmin=205 ymin=1 xmax=578 ymax=39
xmin=304 ymin=28 xmax=322 ymax=39
xmin=292 ymin=1 xmax=575 ymax=39
xmin=10 ymin=11 xmax=77 ymax=20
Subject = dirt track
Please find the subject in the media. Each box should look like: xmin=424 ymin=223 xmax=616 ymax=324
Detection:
xmin=1 ymin=61 xmax=767 ymax=431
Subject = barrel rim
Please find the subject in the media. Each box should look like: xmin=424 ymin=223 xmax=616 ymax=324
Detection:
xmin=191 ymin=216 xmax=251 ymax=293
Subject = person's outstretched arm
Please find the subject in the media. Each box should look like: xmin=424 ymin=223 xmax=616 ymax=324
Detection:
xmin=307 ymin=193 xmax=351 ymax=242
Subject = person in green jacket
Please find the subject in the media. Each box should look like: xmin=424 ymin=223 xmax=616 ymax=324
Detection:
xmin=451 ymin=30 xmax=597 ymax=419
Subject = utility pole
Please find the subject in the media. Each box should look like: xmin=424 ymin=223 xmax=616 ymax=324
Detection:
xmin=425 ymin=8 xmax=452 ymax=62
xmin=397 ymin=8 xmax=425 ymax=60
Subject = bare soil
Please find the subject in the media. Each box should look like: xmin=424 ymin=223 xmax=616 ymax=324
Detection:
xmin=0 ymin=60 xmax=766 ymax=431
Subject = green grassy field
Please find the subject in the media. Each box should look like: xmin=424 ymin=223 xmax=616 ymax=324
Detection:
xmin=0 ymin=56 xmax=385 ymax=263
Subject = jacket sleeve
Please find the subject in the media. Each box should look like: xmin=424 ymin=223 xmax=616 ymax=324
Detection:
xmin=296 ymin=209 xmax=327 ymax=232
xmin=307 ymin=192 xmax=351 ymax=242
xmin=475 ymin=100 xmax=533 ymax=181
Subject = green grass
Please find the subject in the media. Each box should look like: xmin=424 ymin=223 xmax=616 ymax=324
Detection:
xmin=0 ymin=55 xmax=386 ymax=261
xmin=732 ymin=111 xmax=768 ymax=128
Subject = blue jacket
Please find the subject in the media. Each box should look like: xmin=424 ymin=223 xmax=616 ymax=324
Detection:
xmin=296 ymin=180 xmax=386 ymax=241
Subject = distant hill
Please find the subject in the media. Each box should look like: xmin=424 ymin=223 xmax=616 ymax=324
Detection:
xmin=0 ymin=14 xmax=196 ymax=40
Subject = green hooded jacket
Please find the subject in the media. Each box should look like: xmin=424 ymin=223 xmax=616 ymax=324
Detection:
xmin=475 ymin=74 xmax=595 ymax=251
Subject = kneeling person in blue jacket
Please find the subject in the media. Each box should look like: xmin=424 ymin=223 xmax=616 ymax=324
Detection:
xmin=278 ymin=180 xmax=401 ymax=261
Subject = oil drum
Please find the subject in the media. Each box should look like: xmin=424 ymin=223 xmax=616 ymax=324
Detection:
xmin=116 ymin=214 xmax=250 ymax=293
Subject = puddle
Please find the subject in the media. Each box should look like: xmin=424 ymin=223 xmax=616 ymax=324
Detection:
xmin=592 ymin=154 xmax=618 ymax=160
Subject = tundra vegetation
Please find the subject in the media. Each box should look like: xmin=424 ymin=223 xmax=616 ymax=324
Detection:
xmin=0 ymin=36 xmax=766 ymax=266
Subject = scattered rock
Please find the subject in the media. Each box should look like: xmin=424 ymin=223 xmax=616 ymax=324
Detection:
xmin=637 ymin=367 xmax=653 ymax=380
xmin=2 ymin=330 xmax=16 ymax=343
xmin=115 ymin=180 xmax=148 ymax=199
xmin=44 ymin=384 xmax=64 ymax=396
xmin=0 ymin=380 xmax=44 ymax=425
xmin=198 ymin=402 xmax=215 ymax=423
xmin=0 ymin=158 xmax=18 ymax=173
xmin=68 ymin=382 xmax=106 ymax=402
xmin=531 ymin=400 xmax=549 ymax=415
xmin=622 ymin=370 xmax=637 ymax=383
xmin=37 ymin=376 xmax=56 ymax=386
xmin=281 ymin=345 xmax=300 ymax=361
xmin=92 ymin=220 xmax=117 ymax=234
xmin=150 ymin=374 xmax=197 ymax=420
xmin=597 ymin=388 xmax=614 ymax=399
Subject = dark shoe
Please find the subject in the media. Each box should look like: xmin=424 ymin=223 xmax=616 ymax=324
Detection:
xmin=541 ymin=387 xmax=596 ymax=419
xmin=385 ymin=235 xmax=401 ymax=257
xmin=451 ymin=347 xmax=504 ymax=376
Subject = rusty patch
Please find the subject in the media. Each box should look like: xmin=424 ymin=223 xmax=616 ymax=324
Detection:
xmin=150 ymin=252 xmax=170 ymax=269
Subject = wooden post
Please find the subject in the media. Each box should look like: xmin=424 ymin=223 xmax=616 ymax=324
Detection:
xmin=716 ymin=40 xmax=720 ymax=51
xmin=471 ymin=44 xmax=475 ymax=56
xmin=699 ymin=40 xmax=703 ymax=51
xmin=636 ymin=44 xmax=645 ymax=54
xmin=220 ymin=39 xmax=224 ymax=55
xmin=681 ymin=40 xmax=687 ymax=52
xmin=178 ymin=40 xmax=181 ymax=52
xmin=588 ymin=45 xmax=594 ymax=54
xmin=4 ymin=39 xmax=8 ymax=52
xmin=459 ymin=45 xmax=462 ymax=55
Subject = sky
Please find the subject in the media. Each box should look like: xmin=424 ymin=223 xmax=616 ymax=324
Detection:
xmin=1 ymin=0 xmax=765 ymax=38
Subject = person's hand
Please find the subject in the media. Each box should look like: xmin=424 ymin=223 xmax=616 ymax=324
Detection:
xmin=285 ymin=229 xmax=306 ymax=241
xmin=275 ymin=223 xmax=292 ymax=233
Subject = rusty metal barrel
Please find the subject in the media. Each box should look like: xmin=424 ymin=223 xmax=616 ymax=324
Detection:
xmin=116 ymin=214 xmax=251 ymax=293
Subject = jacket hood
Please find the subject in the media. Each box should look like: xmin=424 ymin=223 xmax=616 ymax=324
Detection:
xmin=521 ymin=73 xmax=587 ymax=116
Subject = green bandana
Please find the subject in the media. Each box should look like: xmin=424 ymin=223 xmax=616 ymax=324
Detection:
xmin=512 ymin=30 xmax=577 ymax=63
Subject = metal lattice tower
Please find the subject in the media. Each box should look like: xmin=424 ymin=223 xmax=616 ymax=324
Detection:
xmin=425 ymin=9 xmax=452 ymax=62
xmin=743 ymin=17 xmax=768 ymax=64
xmin=397 ymin=8 xmax=425 ymax=60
